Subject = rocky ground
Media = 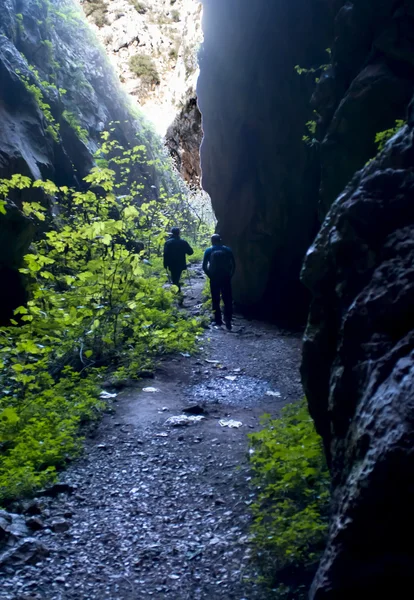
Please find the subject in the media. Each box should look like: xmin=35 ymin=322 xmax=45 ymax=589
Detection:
xmin=0 ymin=265 xmax=303 ymax=600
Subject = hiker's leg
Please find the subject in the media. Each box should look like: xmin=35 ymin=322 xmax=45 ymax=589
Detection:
xmin=210 ymin=278 xmax=222 ymax=324
xmin=222 ymin=277 xmax=233 ymax=325
xmin=171 ymin=269 xmax=182 ymax=292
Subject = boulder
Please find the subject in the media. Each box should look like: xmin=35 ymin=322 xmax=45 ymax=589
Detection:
xmin=0 ymin=538 xmax=49 ymax=568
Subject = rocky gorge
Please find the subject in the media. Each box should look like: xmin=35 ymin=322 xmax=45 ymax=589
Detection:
xmin=0 ymin=0 xmax=413 ymax=598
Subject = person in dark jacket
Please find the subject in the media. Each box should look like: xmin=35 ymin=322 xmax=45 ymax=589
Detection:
xmin=163 ymin=227 xmax=194 ymax=292
xmin=203 ymin=234 xmax=236 ymax=329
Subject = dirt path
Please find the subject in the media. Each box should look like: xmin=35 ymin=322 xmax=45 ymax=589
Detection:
xmin=0 ymin=265 xmax=303 ymax=600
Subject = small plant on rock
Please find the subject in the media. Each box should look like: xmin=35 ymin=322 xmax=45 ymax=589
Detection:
xmin=129 ymin=54 xmax=160 ymax=85
xmin=375 ymin=119 xmax=406 ymax=152
xmin=129 ymin=0 xmax=147 ymax=14
xmin=249 ymin=400 xmax=330 ymax=599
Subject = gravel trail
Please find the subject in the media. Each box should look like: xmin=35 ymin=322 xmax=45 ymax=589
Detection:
xmin=0 ymin=265 xmax=302 ymax=600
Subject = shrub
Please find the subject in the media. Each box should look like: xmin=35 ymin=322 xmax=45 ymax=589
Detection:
xmin=249 ymin=400 xmax=330 ymax=599
xmin=375 ymin=119 xmax=406 ymax=152
xmin=0 ymin=131 xmax=207 ymax=503
xmin=84 ymin=0 xmax=109 ymax=27
xmin=62 ymin=110 xmax=88 ymax=143
xmin=129 ymin=0 xmax=147 ymax=14
xmin=129 ymin=54 xmax=160 ymax=85
xmin=171 ymin=9 xmax=180 ymax=22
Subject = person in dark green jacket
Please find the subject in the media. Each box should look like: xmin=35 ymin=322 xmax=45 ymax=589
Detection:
xmin=163 ymin=227 xmax=194 ymax=292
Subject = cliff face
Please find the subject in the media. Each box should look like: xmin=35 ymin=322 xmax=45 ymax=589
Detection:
xmin=314 ymin=0 xmax=414 ymax=217
xmin=0 ymin=0 xmax=174 ymax=323
xmin=165 ymin=90 xmax=202 ymax=185
xmin=198 ymin=0 xmax=332 ymax=323
xmin=300 ymin=1 xmax=414 ymax=596
xmin=199 ymin=0 xmax=414 ymax=323
xmin=302 ymin=106 xmax=414 ymax=600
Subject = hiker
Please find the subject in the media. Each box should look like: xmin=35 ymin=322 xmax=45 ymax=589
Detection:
xmin=203 ymin=233 xmax=236 ymax=330
xmin=163 ymin=227 xmax=194 ymax=292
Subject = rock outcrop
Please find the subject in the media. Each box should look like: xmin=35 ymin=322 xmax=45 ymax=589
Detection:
xmin=301 ymin=103 xmax=414 ymax=600
xmin=198 ymin=0 xmax=332 ymax=323
xmin=0 ymin=0 xmax=176 ymax=323
xmin=300 ymin=1 xmax=414 ymax=596
xmin=166 ymin=88 xmax=202 ymax=185
xmin=313 ymin=0 xmax=414 ymax=217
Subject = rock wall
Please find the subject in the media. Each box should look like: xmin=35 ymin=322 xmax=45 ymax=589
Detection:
xmin=165 ymin=88 xmax=202 ymax=185
xmin=302 ymin=102 xmax=414 ymax=600
xmin=199 ymin=0 xmax=414 ymax=323
xmin=200 ymin=0 xmax=414 ymax=593
xmin=314 ymin=0 xmax=414 ymax=217
xmin=198 ymin=0 xmax=333 ymax=323
xmin=300 ymin=1 xmax=414 ymax=596
xmin=0 ymin=0 xmax=175 ymax=323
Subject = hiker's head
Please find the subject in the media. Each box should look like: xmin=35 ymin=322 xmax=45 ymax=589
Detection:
xmin=211 ymin=234 xmax=222 ymax=246
xmin=171 ymin=227 xmax=180 ymax=238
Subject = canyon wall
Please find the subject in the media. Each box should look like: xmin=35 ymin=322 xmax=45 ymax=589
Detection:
xmin=199 ymin=0 xmax=414 ymax=324
xmin=0 ymin=0 xmax=174 ymax=323
xmin=198 ymin=0 xmax=333 ymax=323
xmin=199 ymin=0 xmax=414 ymax=595
xmin=301 ymin=1 xmax=414 ymax=597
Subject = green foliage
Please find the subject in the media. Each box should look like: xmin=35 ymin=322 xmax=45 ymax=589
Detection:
xmin=17 ymin=71 xmax=60 ymax=142
xmin=84 ymin=0 xmax=109 ymax=27
xmin=294 ymin=49 xmax=331 ymax=78
xmin=295 ymin=49 xmax=331 ymax=147
xmin=62 ymin=110 xmax=88 ymax=143
xmin=375 ymin=119 xmax=406 ymax=152
xmin=249 ymin=401 xmax=330 ymax=599
xmin=302 ymin=120 xmax=317 ymax=145
xmin=0 ymin=132 xmax=210 ymax=503
xmin=171 ymin=9 xmax=180 ymax=22
xmin=169 ymin=45 xmax=179 ymax=60
xmin=129 ymin=54 xmax=160 ymax=85
xmin=0 ymin=369 xmax=102 ymax=500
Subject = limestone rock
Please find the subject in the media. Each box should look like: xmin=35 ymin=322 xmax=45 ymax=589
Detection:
xmin=301 ymin=104 xmax=414 ymax=597
xmin=166 ymin=89 xmax=202 ymax=184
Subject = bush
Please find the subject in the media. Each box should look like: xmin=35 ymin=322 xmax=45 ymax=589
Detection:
xmin=84 ymin=0 xmax=109 ymax=27
xmin=62 ymin=110 xmax=88 ymax=143
xmin=129 ymin=54 xmax=160 ymax=85
xmin=129 ymin=0 xmax=147 ymax=14
xmin=0 ymin=132 xmax=206 ymax=504
xmin=249 ymin=400 xmax=330 ymax=599
xmin=375 ymin=119 xmax=406 ymax=152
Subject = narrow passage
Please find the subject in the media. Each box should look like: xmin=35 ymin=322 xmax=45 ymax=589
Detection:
xmin=1 ymin=265 xmax=302 ymax=600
